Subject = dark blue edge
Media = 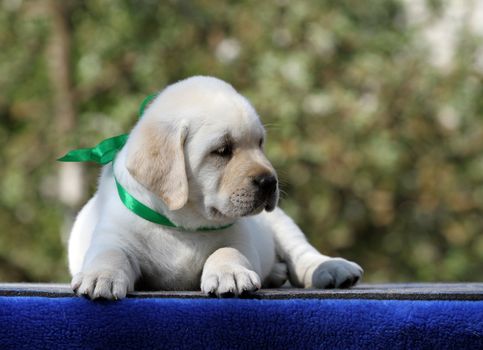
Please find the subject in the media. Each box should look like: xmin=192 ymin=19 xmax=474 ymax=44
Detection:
xmin=0 ymin=296 xmax=482 ymax=349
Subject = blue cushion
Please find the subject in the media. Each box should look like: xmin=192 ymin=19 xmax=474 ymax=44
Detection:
xmin=0 ymin=296 xmax=482 ymax=349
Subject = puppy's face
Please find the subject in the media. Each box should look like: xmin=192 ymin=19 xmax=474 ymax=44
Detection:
xmin=186 ymin=109 xmax=278 ymax=221
xmin=126 ymin=77 xmax=279 ymax=222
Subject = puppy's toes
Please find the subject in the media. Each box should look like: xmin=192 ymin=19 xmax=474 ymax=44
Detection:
xmin=216 ymin=273 xmax=238 ymax=297
xmin=92 ymin=276 xmax=112 ymax=299
xmin=71 ymin=273 xmax=83 ymax=293
xmin=75 ymin=273 xmax=96 ymax=298
xmin=201 ymin=275 xmax=220 ymax=296
xmin=312 ymin=270 xmax=336 ymax=289
xmin=71 ymin=270 xmax=130 ymax=300
xmin=237 ymin=270 xmax=261 ymax=294
xmin=311 ymin=258 xmax=363 ymax=289
xmin=201 ymin=267 xmax=261 ymax=297
xmin=112 ymin=278 xmax=129 ymax=300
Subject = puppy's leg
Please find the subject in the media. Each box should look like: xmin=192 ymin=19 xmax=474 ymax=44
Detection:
xmin=258 ymin=207 xmax=363 ymax=288
xmin=68 ymin=196 xmax=98 ymax=276
xmin=201 ymin=247 xmax=261 ymax=297
xmin=71 ymin=239 xmax=140 ymax=300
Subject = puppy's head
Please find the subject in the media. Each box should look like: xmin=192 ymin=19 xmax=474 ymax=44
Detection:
xmin=126 ymin=76 xmax=278 ymax=222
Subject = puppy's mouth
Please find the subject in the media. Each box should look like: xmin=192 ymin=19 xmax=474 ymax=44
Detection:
xmin=209 ymin=207 xmax=226 ymax=219
xmin=210 ymin=194 xmax=277 ymax=220
xmin=210 ymin=204 xmax=263 ymax=220
xmin=209 ymin=205 xmax=256 ymax=219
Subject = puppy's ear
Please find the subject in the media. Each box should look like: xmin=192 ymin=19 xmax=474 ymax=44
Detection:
xmin=126 ymin=121 xmax=189 ymax=211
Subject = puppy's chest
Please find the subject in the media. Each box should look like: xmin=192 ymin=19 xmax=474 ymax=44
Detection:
xmin=135 ymin=228 xmax=224 ymax=289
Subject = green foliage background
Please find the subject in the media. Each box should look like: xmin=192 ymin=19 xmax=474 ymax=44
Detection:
xmin=0 ymin=0 xmax=482 ymax=283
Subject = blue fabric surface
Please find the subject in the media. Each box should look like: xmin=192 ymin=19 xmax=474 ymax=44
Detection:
xmin=0 ymin=296 xmax=482 ymax=349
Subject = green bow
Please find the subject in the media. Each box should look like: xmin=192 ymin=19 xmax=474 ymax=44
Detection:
xmin=57 ymin=134 xmax=129 ymax=165
xmin=58 ymin=93 xmax=233 ymax=232
xmin=58 ymin=93 xmax=158 ymax=164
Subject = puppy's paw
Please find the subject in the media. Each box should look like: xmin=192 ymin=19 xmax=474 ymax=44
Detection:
xmin=71 ymin=270 xmax=131 ymax=300
xmin=311 ymin=258 xmax=363 ymax=289
xmin=201 ymin=265 xmax=261 ymax=297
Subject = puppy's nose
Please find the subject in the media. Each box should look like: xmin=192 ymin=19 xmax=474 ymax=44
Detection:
xmin=253 ymin=174 xmax=277 ymax=196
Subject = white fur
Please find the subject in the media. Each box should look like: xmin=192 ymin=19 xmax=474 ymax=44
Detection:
xmin=68 ymin=76 xmax=363 ymax=299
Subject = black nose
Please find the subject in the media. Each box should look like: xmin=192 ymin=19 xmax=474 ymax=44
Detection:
xmin=253 ymin=174 xmax=277 ymax=196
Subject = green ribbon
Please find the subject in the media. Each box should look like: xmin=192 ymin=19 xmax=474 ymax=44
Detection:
xmin=58 ymin=93 xmax=158 ymax=164
xmin=58 ymin=94 xmax=233 ymax=232
xmin=138 ymin=92 xmax=158 ymax=117
xmin=58 ymin=134 xmax=129 ymax=165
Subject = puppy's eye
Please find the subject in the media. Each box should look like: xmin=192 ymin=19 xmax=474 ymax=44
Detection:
xmin=212 ymin=144 xmax=233 ymax=158
xmin=259 ymin=138 xmax=264 ymax=148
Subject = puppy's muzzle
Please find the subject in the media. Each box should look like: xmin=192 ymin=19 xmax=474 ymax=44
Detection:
xmin=253 ymin=173 xmax=278 ymax=211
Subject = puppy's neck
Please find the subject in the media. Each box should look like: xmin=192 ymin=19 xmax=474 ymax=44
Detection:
xmin=112 ymin=148 xmax=234 ymax=231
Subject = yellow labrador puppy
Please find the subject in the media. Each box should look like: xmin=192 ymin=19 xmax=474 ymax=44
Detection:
xmin=69 ymin=76 xmax=363 ymax=299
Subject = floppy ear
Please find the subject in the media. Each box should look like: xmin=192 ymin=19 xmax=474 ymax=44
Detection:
xmin=126 ymin=121 xmax=189 ymax=211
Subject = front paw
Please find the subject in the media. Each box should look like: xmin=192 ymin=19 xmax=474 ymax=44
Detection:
xmin=201 ymin=265 xmax=261 ymax=297
xmin=71 ymin=270 xmax=131 ymax=300
xmin=311 ymin=258 xmax=363 ymax=289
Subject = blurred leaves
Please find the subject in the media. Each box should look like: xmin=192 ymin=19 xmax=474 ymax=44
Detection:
xmin=0 ymin=0 xmax=482 ymax=282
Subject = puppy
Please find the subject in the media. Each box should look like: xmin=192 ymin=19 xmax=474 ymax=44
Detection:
xmin=69 ymin=76 xmax=363 ymax=299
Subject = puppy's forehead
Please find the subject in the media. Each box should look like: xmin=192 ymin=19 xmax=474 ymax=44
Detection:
xmin=195 ymin=98 xmax=264 ymax=144
xmin=192 ymin=86 xmax=261 ymax=128
xmin=148 ymin=76 xmax=264 ymax=141
xmin=174 ymin=81 xmax=264 ymax=141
